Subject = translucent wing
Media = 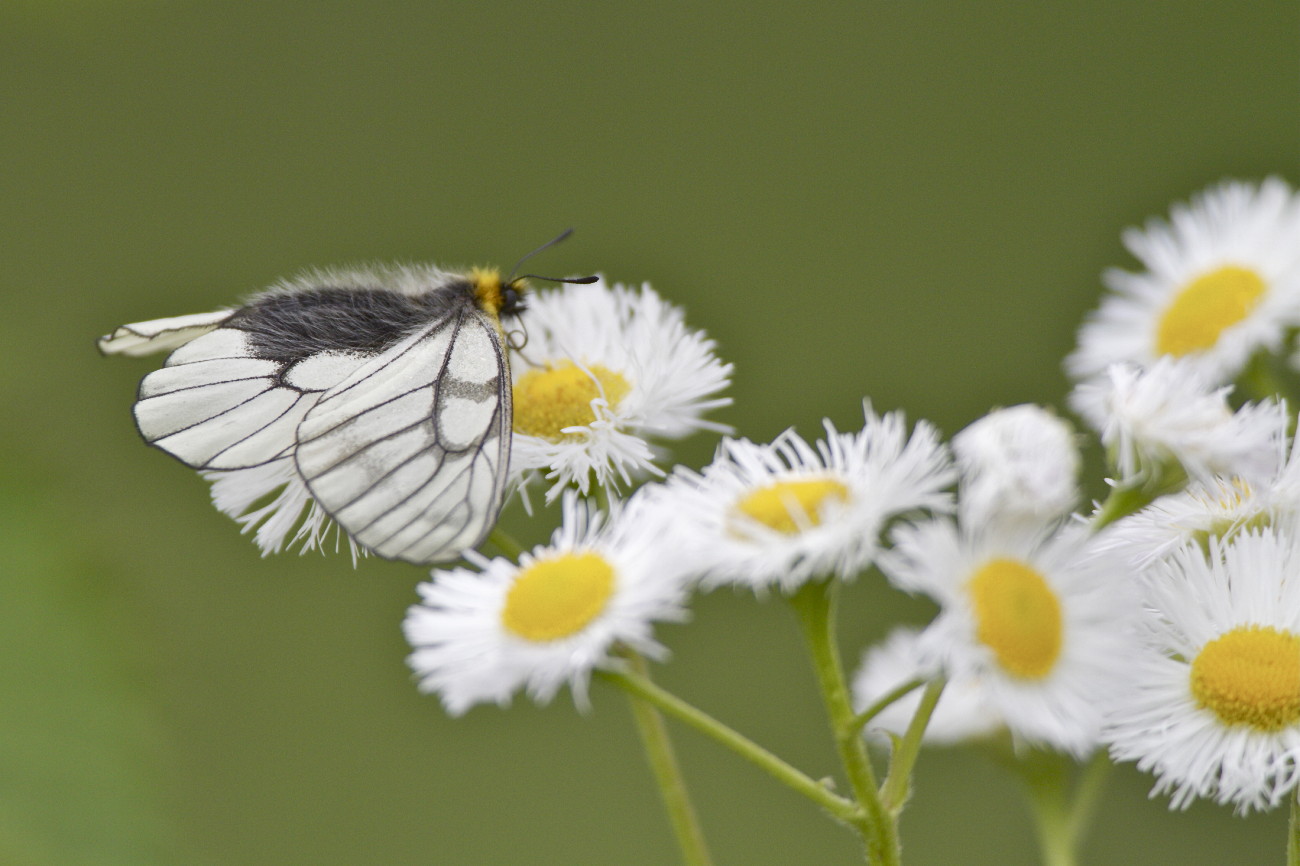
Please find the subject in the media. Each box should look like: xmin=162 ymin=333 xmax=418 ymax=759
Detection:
xmin=98 ymin=310 xmax=235 ymax=357
xmin=131 ymin=325 xmax=369 ymax=471
xmin=294 ymin=307 xmax=511 ymax=565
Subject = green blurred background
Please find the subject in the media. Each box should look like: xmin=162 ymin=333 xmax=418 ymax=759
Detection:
xmin=3 ymin=2 xmax=1296 ymax=863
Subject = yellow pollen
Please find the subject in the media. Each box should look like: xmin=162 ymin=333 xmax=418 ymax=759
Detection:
xmin=732 ymin=478 xmax=851 ymax=535
xmin=512 ymin=361 xmax=631 ymax=440
xmin=1190 ymin=625 xmax=1300 ymax=731
xmin=1155 ymin=265 xmax=1267 ymax=357
xmin=500 ymin=552 xmax=616 ymax=642
xmin=966 ymin=558 xmax=1063 ymax=680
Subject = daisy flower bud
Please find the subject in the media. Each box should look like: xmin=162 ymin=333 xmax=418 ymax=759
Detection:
xmin=952 ymin=404 xmax=1080 ymax=531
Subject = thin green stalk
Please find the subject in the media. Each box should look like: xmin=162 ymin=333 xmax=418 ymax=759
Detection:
xmin=1015 ymin=751 xmax=1076 ymax=866
xmin=1240 ymin=349 xmax=1292 ymax=405
xmin=1064 ymin=751 xmax=1110 ymax=849
xmin=1289 ymin=788 xmax=1300 ymax=866
xmin=619 ymin=653 xmax=714 ymax=866
xmin=1090 ymin=481 xmax=1158 ymax=531
xmin=880 ymin=678 xmax=944 ymax=813
xmin=850 ymin=678 xmax=924 ymax=734
xmin=487 ymin=526 xmax=524 ymax=559
xmin=598 ymin=666 xmax=858 ymax=823
xmin=789 ymin=581 xmax=900 ymax=865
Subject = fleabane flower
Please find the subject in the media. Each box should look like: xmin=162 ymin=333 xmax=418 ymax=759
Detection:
xmin=851 ymin=627 xmax=1004 ymax=747
xmin=880 ymin=518 xmax=1138 ymax=756
xmin=1069 ymin=358 xmax=1288 ymax=486
xmin=403 ymin=492 xmax=689 ymax=715
xmin=1067 ymin=178 xmax=1300 ymax=385
xmin=650 ymin=403 xmax=954 ymax=592
xmin=204 ymin=460 xmax=360 ymax=560
xmin=1106 ymin=530 xmax=1300 ymax=813
xmin=509 ymin=278 xmax=732 ymax=501
xmin=952 ymin=405 xmax=1080 ymax=531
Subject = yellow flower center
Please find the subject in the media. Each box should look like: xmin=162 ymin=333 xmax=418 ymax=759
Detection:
xmin=501 ymin=552 xmax=616 ymax=642
xmin=966 ymin=558 xmax=1063 ymax=680
xmin=1190 ymin=625 xmax=1300 ymax=731
xmin=732 ymin=478 xmax=851 ymax=535
xmin=1154 ymin=265 xmax=1267 ymax=357
xmin=512 ymin=361 xmax=631 ymax=441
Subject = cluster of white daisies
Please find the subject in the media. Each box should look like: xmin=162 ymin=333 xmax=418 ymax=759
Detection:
xmin=243 ymin=178 xmax=1300 ymax=817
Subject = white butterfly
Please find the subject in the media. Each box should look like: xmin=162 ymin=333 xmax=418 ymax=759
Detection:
xmin=100 ymin=235 xmax=593 ymax=565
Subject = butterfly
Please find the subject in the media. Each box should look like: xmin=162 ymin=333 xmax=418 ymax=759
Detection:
xmin=99 ymin=231 xmax=594 ymax=565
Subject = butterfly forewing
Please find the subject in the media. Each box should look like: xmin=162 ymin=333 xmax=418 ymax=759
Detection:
xmin=294 ymin=303 xmax=511 ymax=564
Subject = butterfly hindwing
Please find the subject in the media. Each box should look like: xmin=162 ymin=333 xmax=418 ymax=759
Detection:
xmin=294 ymin=302 xmax=511 ymax=564
xmin=131 ymin=325 xmax=368 ymax=471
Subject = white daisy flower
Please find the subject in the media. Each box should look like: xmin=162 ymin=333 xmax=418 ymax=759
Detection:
xmin=952 ymin=405 xmax=1081 ymax=531
xmin=651 ymin=403 xmax=954 ymax=593
xmin=403 ymin=491 xmax=690 ymax=715
xmin=204 ymin=459 xmax=360 ymax=560
xmin=1067 ymin=177 xmax=1300 ymax=385
xmin=880 ymin=518 xmax=1138 ymax=756
xmin=851 ymin=626 xmax=1004 ymax=747
xmin=1069 ymin=358 xmax=1288 ymax=486
xmin=1101 ymin=427 xmax=1300 ymax=567
xmin=1106 ymin=530 xmax=1300 ymax=813
xmin=510 ymin=278 xmax=733 ymax=501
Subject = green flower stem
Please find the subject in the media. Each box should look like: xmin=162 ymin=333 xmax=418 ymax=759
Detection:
xmin=880 ymin=678 xmax=944 ymax=813
xmin=1289 ymin=789 xmax=1300 ymax=866
xmin=789 ymin=581 xmax=900 ymax=865
xmin=1015 ymin=751 xmax=1075 ymax=866
xmin=850 ymin=678 xmax=924 ymax=734
xmin=616 ymin=653 xmax=714 ymax=866
xmin=1089 ymin=481 xmax=1158 ymax=531
xmin=598 ymin=666 xmax=859 ymax=824
xmin=486 ymin=526 xmax=524 ymax=560
xmin=1240 ymin=349 xmax=1292 ymax=405
xmin=1003 ymin=748 xmax=1109 ymax=866
xmin=1064 ymin=751 xmax=1110 ymax=850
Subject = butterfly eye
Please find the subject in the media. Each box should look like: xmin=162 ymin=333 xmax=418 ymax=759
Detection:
xmin=501 ymin=281 xmax=526 ymax=318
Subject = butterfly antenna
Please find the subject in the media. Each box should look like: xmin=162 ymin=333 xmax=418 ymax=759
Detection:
xmin=507 ymin=228 xmax=599 ymax=285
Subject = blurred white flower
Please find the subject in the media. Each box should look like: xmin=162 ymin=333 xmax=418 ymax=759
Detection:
xmin=1067 ymin=178 xmax=1300 ymax=385
xmin=1069 ymin=358 xmax=1288 ymax=486
xmin=881 ymin=517 xmax=1138 ymax=756
xmin=851 ymin=627 xmax=1004 ymax=747
xmin=952 ymin=405 xmax=1080 ymax=531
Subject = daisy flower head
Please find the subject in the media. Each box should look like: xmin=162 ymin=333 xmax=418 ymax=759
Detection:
xmin=1068 ymin=358 xmax=1288 ymax=487
xmin=1106 ymin=529 xmax=1300 ymax=813
xmin=509 ymin=277 xmax=733 ymax=502
xmin=402 ymin=491 xmax=691 ymax=715
xmin=204 ymin=460 xmax=361 ymax=560
xmin=880 ymin=518 xmax=1138 ymax=756
xmin=851 ymin=626 xmax=1005 ymax=747
xmin=653 ymin=403 xmax=954 ymax=593
xmin=952 ymin=405 xmax=1081 ymax=531
xmin=1101 ymin=427 xmax=1300 ymax=568
xmin=1067 ymin=177 xmax=1300 ymax=385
